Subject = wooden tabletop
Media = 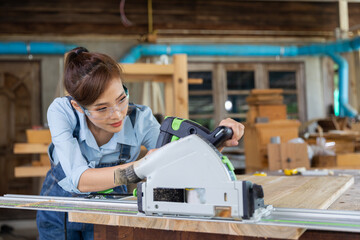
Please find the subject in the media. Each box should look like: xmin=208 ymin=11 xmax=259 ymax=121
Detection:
xmin=69 ymin=174 xmax=354 ymax=239
xmin=327 ymin=169 xmax=360 ymax=211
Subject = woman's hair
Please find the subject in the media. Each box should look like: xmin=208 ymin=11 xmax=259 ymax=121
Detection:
xmin=64 ymin=47 xmax=123 ymax=106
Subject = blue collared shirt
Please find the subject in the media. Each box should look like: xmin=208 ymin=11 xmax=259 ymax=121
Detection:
xmin=47 ymin=97 xmax=160 ymax=194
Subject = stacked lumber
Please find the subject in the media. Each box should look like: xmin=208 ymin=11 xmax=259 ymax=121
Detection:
xmin=246 ymin=88 xmax=284 ymax=105
xmin=246 ymin=89 xmax=287 ymax=123
xmin=14 ymin=129 xmax=51 ymax=177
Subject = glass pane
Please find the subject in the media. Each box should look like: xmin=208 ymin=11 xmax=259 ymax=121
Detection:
xmin=189 ymin=118 xmax=215 ymax=131
xmin=188 ymin=71 xmax=212 ymax=91
xmin=226 ymin=95 xmax=248 ymax=114
xmin=284 ymin=94 xmax=298 ymax=116
xmin=269 ymin=71 xmax=296 ymax=89
xmin=189 ymin=95 xmax=214 ymax=115
xmin=227 ymin=71 xmax=255 ymax=90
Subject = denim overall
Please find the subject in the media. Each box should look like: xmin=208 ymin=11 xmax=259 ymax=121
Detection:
xmin=37 ymin=97 xmax=137 ymax=240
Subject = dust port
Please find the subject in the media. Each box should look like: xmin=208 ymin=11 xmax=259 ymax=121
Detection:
xmin=189 ymin=128 xmax=196 ymax=134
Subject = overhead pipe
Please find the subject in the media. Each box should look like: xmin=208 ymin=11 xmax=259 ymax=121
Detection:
xmin=0 ymin=42 xmax=77 ymax=55
xmin=328 ymin=53 xmax=357 ymax=117
xmin=120 ymin=36 xmax=360 ymax=63
xmin=120 ymin=36 xmax=360 ymax=117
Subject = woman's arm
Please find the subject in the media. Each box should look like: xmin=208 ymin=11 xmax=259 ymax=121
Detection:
xmin=77 ymin=162 xmax=133 ymax=193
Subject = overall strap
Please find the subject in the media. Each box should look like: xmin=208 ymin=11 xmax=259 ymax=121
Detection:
xmin=118 ymin=144 xmax=131 ymax=161
xmin=117 ymin=103 xmax=138 ymax=161
xmin=128 ymin=103 xmax=137 ymax=128
xmin=65 ymin=96 xmax=80 ymax=140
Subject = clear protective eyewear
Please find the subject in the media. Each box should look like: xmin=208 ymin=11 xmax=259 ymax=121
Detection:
xmin=80 ymin=85 xmax=129 ymax=120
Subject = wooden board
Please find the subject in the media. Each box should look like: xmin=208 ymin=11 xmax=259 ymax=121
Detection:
xmin=69 ymin=175 xmax=353 ymax=240
xmin=13 ymin=143 xmax=48 ymax=154
xmin=337 ymin=153 xmax=360 ymax=167
xmin=250 ymin=89 xmax=284 ymax=95
xmin=26 ymin=129 xmax=51 ymax=144
xmin=122 ymin=64 xmax=175 ymax=75
xmin=236 ymin=176 xmax=353 ymax=209
xmin=329 ymin=169 xmax=360 ymax=211
xmin=14 ymin=166 xmax=50 ymax=177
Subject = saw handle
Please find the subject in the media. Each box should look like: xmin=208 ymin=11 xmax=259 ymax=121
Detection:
xmin=155 ymin=117 xmax=233 ymax=148
xmin=210 ymin=126 xmax=234 ymax=148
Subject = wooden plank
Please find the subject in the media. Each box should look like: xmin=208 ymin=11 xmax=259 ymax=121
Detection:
xmin=250 ymin=88 xmax=283 ymax=95
xmin=122 ymin=64 xmax=174 ymax=75
xmin=94 ymin=224 xmax=360 ymax=240
xmin=173 ymin=55 xmax=189 ymax=119
xmin=13 ymin=143 xmax=48 ymax=154
xmin=339 ymin=0 xmax=349 ymax=39
xmin=69 ymin=175 xmax=353 ymax=240
xmin=329 ymin=169 xmax=360 ymax=211
xmin=164 ymin=81 xmax=174 ymax=117
xmin=14 ymin=166 xmax=50 ymax=177
xmin=188 ymin=78 xmax=203 ymax=85
xmin=337 ymin=153 xmax=360 ymax=167
xmin=237 ymin=176 xmax=353 ymax=209
xmin=213 ymin=63 xmax=227 ymax=125
xmin=26 ymin=129 xmax=51 ymax=144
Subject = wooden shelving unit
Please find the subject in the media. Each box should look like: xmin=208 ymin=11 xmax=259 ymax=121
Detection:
xmin=14 ymin=130 xmax=51 ymax=178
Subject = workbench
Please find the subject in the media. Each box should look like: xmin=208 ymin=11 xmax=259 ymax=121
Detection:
xmin=69 ymin=171 xmax=360 ymax=240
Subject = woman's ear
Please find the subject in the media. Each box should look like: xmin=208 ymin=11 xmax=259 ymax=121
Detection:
xmin=70 ymin=100 xmax=84 ymax=114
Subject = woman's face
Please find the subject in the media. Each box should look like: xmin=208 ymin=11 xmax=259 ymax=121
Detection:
xmin=85 ymin=78 xmax=129 ymax=133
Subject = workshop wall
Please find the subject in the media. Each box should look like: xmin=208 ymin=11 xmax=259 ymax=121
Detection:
xmin=0 ymin=37 xmax=330 ymax=125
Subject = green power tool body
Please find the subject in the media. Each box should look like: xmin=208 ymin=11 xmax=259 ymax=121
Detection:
xmin=155 ymin=117 xmax=233 ymax=148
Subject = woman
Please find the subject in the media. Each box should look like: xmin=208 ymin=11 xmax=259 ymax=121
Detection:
xmin=36 ymin=47 xmax=244 ymax=240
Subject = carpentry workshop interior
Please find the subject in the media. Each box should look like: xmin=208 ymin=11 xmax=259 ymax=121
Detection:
xmin=3 ymin=1 xmax=360 ymax=240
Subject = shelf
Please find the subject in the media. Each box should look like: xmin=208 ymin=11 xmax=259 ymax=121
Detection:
xmin=14 ymin=143 xmax=49 ymax=154
xmin=15 ymin=166 xmax=50 ymax=178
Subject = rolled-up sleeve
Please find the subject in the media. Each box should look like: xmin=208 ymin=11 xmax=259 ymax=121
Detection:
xmin=47 ymin=99 xmax=92 ymax=194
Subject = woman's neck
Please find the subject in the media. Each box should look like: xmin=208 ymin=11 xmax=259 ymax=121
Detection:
xmin=86 ymin=118 xmax=113 ymax=147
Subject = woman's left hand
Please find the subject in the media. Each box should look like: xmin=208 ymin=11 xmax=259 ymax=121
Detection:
xmin=219 ymin=118 xmax=245 ymax=147
xmin=145 ymin=148 xmax=158 ymax=156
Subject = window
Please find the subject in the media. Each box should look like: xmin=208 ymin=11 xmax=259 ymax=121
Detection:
xmin=226 ymin=70 xmax=255 ymax=122
xmin=188 ymin=69 xmax=215 ymax=130
xmin=188 ymin=62 xmax=306 ymax=128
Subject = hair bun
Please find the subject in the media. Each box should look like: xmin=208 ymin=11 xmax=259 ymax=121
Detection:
xmin=75 ymin=47 xmax=89 ymax=55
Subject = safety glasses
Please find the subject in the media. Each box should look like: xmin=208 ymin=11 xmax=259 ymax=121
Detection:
xmin=80 ymin=86 xmax=129 ymax=120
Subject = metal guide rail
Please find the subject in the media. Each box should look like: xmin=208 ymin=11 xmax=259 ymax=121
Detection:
xmin=0 ymin=194 xmax=138 ymax=215
xmin=1 ymin=194 xmax=360 ymax=233
xmin=259 ymin=207 xmax=360 ymax=233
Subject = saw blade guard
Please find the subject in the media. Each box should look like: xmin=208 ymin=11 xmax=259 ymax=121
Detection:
xmin=133 ymin=135 xmax=266 ymax=220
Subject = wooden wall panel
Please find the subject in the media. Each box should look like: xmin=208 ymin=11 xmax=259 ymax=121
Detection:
xmin=0 ymin=61 xmax=41 ymax=220
xmin=349 ymin=3 xmax=360 ymax=29
xmin=0 ymin=0 xmax=344 ymax=37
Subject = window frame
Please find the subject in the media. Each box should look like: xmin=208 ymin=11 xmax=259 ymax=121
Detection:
xmin=188 ymin=61 xmax=307 ymax=125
